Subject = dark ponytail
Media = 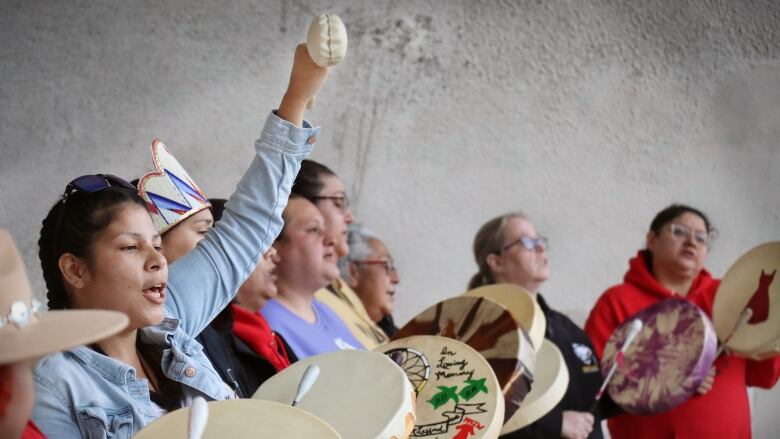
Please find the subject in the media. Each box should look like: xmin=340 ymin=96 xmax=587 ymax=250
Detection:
xmin=291 ymin=159 xmax=337 ymax=200
xmin=38 ymin=186 xmax=146 ymax=309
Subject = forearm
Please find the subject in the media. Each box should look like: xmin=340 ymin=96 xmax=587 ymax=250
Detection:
xmin=165 ymin=112 xmax=317 ymax=334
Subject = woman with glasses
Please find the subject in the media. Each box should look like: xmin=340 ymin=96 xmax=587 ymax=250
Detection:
xmin=341 ymin=224 xmax=400 ymax=337
xmin=30 ymin=44 xmax=328 ymax=438
xmin=584 ymin=204 xmax=780 ymax=439
xmin=290 ymin=160 xmax=391 ymax=347
xmin=470 ymin=212 xmax=608 ymax=439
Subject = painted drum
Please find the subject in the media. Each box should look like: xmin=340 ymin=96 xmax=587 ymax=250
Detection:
xmin=602 ymin=298 xmax=717 ymax=415
xmin=393 ymin=295 xmax=535 ymax=423
xmin=713 ymin=242 xmax=780 ymax=360
xmin=377 ymin=335 xmax=505 ymax=439
xmin=501 ymin=339 xmax=569 ymax=435
xmin=463 ymin=283 xmax=546 ymax=352
xmin=132 ymin=399 xmax=341 ymax=438
xmin=253 ymin=350 xmax=415 ymax=439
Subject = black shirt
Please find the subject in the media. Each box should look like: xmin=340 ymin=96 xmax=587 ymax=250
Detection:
xmin=195 ymin=306 xmax=297 ymax=398
xmin=503 ymin=294 xmax=614 ymax=439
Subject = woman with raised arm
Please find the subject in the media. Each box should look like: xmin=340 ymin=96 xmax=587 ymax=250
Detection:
xmin=31 ymin=44 xmax=329 ymax=438
xmin=585 ymin=204 xmax=780 ymax=438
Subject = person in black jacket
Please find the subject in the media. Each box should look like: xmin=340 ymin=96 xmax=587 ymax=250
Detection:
xmin=192 ymin=199 xmax=295 ymax=397
xmin=469 ymin=211 xmax=615 ymax=439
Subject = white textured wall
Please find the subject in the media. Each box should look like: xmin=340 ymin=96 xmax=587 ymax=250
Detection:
xmin=1 ymin=0 xmax=779 ymax=435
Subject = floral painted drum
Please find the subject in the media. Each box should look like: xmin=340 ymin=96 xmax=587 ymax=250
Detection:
xmin=393 ymin=296 xmax=535 ymax=423
xmin=378 ymin=335 xmax=505 ymax=439
xmin=601 ymin=298 xmax=717 ymax=415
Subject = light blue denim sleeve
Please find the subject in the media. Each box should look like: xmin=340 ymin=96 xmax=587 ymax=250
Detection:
xmin=31 ymin=385 xmax=83 ymax=439
xmin=164 ymin=111 xmax=318 ymax=336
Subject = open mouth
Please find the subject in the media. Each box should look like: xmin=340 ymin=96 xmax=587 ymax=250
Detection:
xmin=142 ymin=283 xmax=166 ymax=305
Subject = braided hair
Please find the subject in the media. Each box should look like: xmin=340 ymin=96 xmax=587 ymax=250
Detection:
xmin=39 ymin=183 xmax=185 ymax=410
xmin=38 ymin=186 xmax=146 ymax=310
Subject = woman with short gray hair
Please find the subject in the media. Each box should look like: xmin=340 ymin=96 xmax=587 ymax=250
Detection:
xmin=342 ymin=224 xmax=400 ymax=336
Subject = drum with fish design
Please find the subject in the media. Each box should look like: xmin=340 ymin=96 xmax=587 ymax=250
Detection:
xmin=394 ymin=295 xmax=535 ymax=423
xmin=378 ymin=336 xmax=504 ymax=439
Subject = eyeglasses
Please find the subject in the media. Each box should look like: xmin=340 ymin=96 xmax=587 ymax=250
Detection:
xmin=54 ymin=174 xmax=136 ymax=253
xmin=501 ymin=235 xmax=549 ymax=253
xmin=351 ymin=258 xmax=396 ymax=275
xmin=665 ymin=223 xmax=717 ymax=247
xmin=312 ymin=195 xmax=350 ymax=211
xmin=61 ymin=174 xmax=136 ymax=203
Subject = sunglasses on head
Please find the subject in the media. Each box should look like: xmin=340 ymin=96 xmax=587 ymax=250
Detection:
xmin=61 ymin=174 xmax=136 ymax=203
xmin=53 ymin=174 xmax=137 ymax=255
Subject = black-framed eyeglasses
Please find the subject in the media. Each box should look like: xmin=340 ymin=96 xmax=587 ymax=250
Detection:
xmin=501 ymin=235 xmax=549 ymax=253
xmin=311 ymin=195 xmax=350 ymax=211
xmin=351 ymin=258 xmax=396 ymax=275
xmin=53 ymin=174 xmax=136 ymax=254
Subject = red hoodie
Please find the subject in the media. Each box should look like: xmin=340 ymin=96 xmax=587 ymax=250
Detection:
xmin=585 ymin=250 xmax=780 ymax=439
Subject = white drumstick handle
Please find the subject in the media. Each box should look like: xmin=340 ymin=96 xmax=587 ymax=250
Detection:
xmin=592 ymin=319 xmax=643 ymax=412
xmin=716 ymin=308 xmax=753 ymax=357
xmin=188 ymin=396 xmax=209 ymax=439
xmin=622 ymin=319 xmax=644 ymax=353
xmin=292 ymin=365 xmax=320 ymax=407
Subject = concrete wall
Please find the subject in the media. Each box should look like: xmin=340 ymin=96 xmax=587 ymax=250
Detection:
xmin=1 ymin=0 xmax=778 ymax=435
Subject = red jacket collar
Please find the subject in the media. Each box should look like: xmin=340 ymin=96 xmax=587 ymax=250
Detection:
xmin=624 ymin=250 xmax=717 ymax=301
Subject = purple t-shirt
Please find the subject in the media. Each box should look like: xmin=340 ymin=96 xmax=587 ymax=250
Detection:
xmin=262 ymin=298 xmax=365 ymax=359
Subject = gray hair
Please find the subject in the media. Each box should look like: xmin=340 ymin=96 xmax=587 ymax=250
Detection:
xmin=339 ymin=223 xmax=380 ymax=281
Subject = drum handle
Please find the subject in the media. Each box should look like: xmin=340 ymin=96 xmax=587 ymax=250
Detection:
xmin=715 ymin=308 xmax=753 ymax=358
xmin=590 ymin=319 xmax=643 ymax=413
xmin=292 ymin=365 xmax=321 ymax=407
xmin=188 ymin=396 xmax=209 ymax=439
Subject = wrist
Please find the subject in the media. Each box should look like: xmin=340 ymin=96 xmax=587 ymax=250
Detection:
xmin=281 ymin=92 xmax=311 ymax=108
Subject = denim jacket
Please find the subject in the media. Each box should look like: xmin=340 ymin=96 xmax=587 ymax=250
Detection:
xmin=31 ymin=112 xmax=318 ymax=439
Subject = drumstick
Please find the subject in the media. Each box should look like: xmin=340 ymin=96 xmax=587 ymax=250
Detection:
xmin=188 ymin=396 xmax=209 ymax=439
xmin=716 ymin=308 xmax=753 ymax=358
xmin=305 ymin=14 xmax=348 ymax=109
xmin=292 ymin=364 xmax=320 ymax=407
xmin=590 ymin=319 xmax=643 ymax=413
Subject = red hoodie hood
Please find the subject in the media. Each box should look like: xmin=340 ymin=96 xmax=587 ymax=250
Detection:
xmin=624 ymin=250 xmax=719 ymax=312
